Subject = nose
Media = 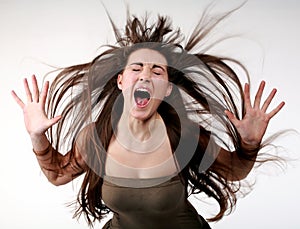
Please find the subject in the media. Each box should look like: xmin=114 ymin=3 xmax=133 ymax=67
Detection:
xmin=138 ymin=67 xmax=151 ymax=82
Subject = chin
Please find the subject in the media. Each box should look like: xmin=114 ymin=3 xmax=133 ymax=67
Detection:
xmin=130 ymin=109 xmax=154 ymax=121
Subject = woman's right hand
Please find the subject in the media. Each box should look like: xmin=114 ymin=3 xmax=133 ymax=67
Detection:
xmin=11 ymin=75 xmax=61 ymax=137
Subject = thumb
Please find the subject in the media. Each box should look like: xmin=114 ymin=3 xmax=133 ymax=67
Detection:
xmin=225 ymin=110 xmax=239 ymax=126
xmin=48 ymin=115 xmax=62 ymax=126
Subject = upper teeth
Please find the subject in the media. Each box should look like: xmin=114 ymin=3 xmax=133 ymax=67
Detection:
xmin=136 ymin=88 xmax=149 ymax=93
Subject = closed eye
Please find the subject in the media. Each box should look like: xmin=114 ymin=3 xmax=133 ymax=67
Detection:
xmin=129 ymin=63 xmax=143 ymax=71
xmin=152 ymin=65 xmax=166 ymax=76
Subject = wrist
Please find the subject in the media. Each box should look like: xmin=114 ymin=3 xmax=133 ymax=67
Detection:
xmin=29 ymin=132 xmax=46 ymax=140
xmin=240 ymin=141 xmax=260 ymax=158
xmin=29 ymin=133 xmax=51 ymax=152
xmin=33 ymin=143 xmax=51 ymax=156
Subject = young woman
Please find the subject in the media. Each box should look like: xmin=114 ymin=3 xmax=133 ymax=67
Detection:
xmin=11 ymin=9 xmax=285 ymax=229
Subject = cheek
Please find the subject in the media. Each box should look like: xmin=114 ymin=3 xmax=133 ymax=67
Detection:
xmin=153 ymin=81 xmax=170 ymax=99
xmin=124 ymin=83 xmax=136 ymax=93
xmin=120 ymin=76 xmax=137 ymax=90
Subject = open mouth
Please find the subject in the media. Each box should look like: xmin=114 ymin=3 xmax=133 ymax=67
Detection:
xmin=134 ymin=88 xmax=151 ymax=107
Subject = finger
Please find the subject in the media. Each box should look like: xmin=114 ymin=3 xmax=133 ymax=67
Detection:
xmin=261 ymin=88 xmax=277 ymax=113
xmin=40 ymin=81 xmax=49 ymax=106
xmin=23 ymin=78 xmax=33 ymax=102
xmin=11 ymin=90 xmax=25 ymax=109
xmin=253 ymin=81 xmax=265 ymax=109
xmin=31 ymin=75 xmax=40 ymax=102
xmin=268 ymin=101 xmax=285 ymax=119
xmin=244 ymin=83 xmax=252 ymax=110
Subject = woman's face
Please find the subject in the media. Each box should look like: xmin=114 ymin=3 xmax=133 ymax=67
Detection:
xmin=117 ymin=48 xmax=172 ymax=120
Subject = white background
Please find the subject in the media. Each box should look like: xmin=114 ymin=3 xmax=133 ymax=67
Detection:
xmin=1 ymin=0 xmax=300 ymax=228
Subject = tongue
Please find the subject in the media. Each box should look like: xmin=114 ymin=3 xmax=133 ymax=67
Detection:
xmin=136 ymin=97 xmax=149 ymax=106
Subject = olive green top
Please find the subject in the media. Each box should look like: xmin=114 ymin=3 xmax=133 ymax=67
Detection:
xmin=102 ymin=175 xmax=211 ymax=229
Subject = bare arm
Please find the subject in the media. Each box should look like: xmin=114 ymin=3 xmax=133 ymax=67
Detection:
xmin=12 ymin=75 xmax=87 ymax=185
xmin=33 ymin=138 xmax=87 ymax=186
xmin=213 ymin=81 xmax=285 ymax=181
xmin=212 ymin=147 xmax=258 ymax=181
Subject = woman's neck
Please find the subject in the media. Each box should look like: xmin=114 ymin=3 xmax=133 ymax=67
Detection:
xmin=115 ymin=112 xmax=168 ymax=153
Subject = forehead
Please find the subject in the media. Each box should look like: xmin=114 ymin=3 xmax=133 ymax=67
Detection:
xmin=127 ymin=48 xmax=167 ymax=66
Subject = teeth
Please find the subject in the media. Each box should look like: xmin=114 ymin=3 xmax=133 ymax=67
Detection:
xmin=136 ymin=88 xmax=150 ymax=93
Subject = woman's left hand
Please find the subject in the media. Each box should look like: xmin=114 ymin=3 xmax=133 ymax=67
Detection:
xmin=225 ymin=81 xmax=285 ymax=150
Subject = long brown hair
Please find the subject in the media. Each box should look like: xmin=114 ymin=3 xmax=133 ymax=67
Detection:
xmin=46 ymin=6 xmax=281 ymax=226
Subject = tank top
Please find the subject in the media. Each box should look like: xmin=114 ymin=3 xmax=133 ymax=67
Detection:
xmin=102 ymin=175 xmax=211 ymax=229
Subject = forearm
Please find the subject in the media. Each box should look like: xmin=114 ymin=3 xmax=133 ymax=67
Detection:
xmin=212 ymin=146 xmax=259 ymax=181
xmin=31 ymin=134 xmax=85 ymax=185
xmin=230 ymin=148 xmax=258 ymax=180
xmin=233 ymin=141 xmax=260 ymax=178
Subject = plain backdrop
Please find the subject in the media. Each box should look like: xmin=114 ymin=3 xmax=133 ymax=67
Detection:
xmin=1 ymin=0 xmax=300 ymax=228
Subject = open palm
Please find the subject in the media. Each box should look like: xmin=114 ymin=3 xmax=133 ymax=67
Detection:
xmin=225 ymin=81 xmax=285 ymax=149
xmin=11 ymin=75 xmax=61 ymax=136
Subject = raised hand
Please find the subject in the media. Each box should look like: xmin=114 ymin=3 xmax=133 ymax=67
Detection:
xmin=225 ymin=81 xmax=285 ymax=150
xmin=11 ymin=75 xmax=61 ymax=137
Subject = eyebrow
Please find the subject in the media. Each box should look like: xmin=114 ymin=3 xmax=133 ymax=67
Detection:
xmin=129 ymin=62 xmax=166 ymax=72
